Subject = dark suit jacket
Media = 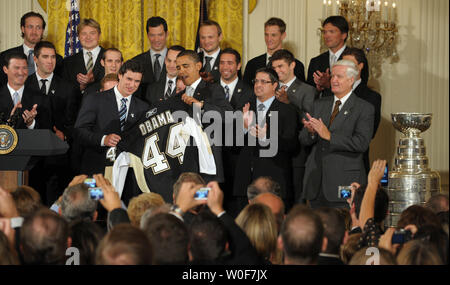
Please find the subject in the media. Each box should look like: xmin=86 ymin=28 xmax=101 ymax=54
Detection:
xmin=0 ymin=85 xmax=52 ymax=129
xmin=306 ymin=47 xmax=370 ymax=95
xmin=299 ymin=93 xmax=374 ymax=202
xmin=25 ymin=73 xmax=80 ymax=140
xmin=198 ymin=50 xmax=221 ymax=83
xmin=62 ymin=47 xmax=105 ymax=90
xmin=84 ymin=81 xmax=101 ymax=96
xmin=285 ymin=78 xmax=317 ymax=168
xmin=233 ymin=97 xmax=299 ymax=199
xmin=131 ymin=50 xmax=167 ymax=98
xmin=145 ymin=76 xmax=176 ymax=106
xmin=243 ymin=53 xmax=306 ymax=86
xmin=0 ymin=45 xmax=64 ymax=86
xmin=74 ymin=88 xmax=149 ymax=175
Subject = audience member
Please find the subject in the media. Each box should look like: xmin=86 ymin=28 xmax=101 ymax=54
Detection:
xmin=397 ymin=205 xmax=441 ymax=230
xmin=235 ymin=203 xmax=281 ymax=264
xmin=340 ymin=233 xmax=362 ymax=264
xmin=247 ymin=176 xmax=281 ymax=201
xmin=10 ymin=186 xmax=42 ymax=218
xmin=279 ymin=205 xmax=324 ymax=265
xmin=127 ymin=192 xmax=165 ymax=227
xmin=413 ymin=224 xmax=448 ymax=264
xmin=198 ymin=20 xmax=224 ymax=83
xmin=251 ymin=192 xmax=285 ymax=232
xmin=141 ymin=212 xmax=189 ymax=265
xmin=0 ymin=229 xmax=19 ymax=265
xmin=95 ymin=223 xmax=152 ymax=265
xmin=20 ymin=208 xmax=70 ymax=265
xmin=99 ymin=73 xmax=119 ymax=91
xmin=315 ymin=207 xmax=347 ymax=265
xmin=425 ymin=194 xmax=449 ymax=214
xmin=69 ymin=219 xmax=105 ymax=265
xmin=396 ymin=240 xmax=443 ymax=265
xmin=59 ymin=182 xmax=98 ymax=222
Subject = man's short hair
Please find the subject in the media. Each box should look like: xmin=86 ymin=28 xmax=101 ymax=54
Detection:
xmin=96 ymin=224 xmax=152 ymax=265
xmin=247 ymin=176 xmax=281 ymax=201
xmin=425 ymin=194 xmax=449 ymax=214
xmin=270 ymin=49 xmax=295 ymax=65
xmin=77 ymin=18 xmax=101 ymax=35
xmin=255 ymin=67 xmax=279 ymax=85
xmin=281 ymin=205 xmax=324 ymax=264
xmin=118 ymin=60 xmax=143 ymax=75
xmin=315 ymin=207 xmax=346 ymax=255
xmin=342 ymin=47 xmax=367 ymax=65
xmin=264 ymin=17 xmax=286 ymax=34
xmin=189 ymin=209 xmax=228 ymax=261
xmin=11 ymin=186 xmax=42 ymax=218
xmin=323 ymin=15 xmax=349 ymax=41
xmin=199 ymin=20 xmax=222 ymax=35
xmin=142 ymin=213 xmax=189 ymax=265
xmin=20 ymin=208 xmax=69 ymax=265
xmin=220 ymin=48 xmax=241 ymax=64
xmin=60 ymin=183 xmax=97 ymax=222
xmin=146 ymin=16 xmax=168 ymax=33
xmin=332 ymin=59 xmax=359 ymax=79
xmin=100 ymin=73 xmax=119 ymax=90
xmin=101 ymin=47 xmax=123 ymax=62
xmin=127 ymin=192 xmax=165 ymax=227
xmin=69 ymin=220 xmax=105 ymax=265
xmin=353 ymin=185 xmax=389 ymax=224
xmin=173 ymin=172 xmax=205 ymax=202
xmin=177 ymin=49 xmax=201 ymax=64
xmin=168 ymin=45 xmax=186 ymax=53
xmin=4 ymin=52 xmax=27 ymax=67
xmin=20 ymin=12 xmax=46 ymax=38
xmin=34 ymin=41 xmax=56 ymax=58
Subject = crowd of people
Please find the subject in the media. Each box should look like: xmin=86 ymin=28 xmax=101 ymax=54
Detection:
xmin=0 ymin=11 xmax=447 ymax=266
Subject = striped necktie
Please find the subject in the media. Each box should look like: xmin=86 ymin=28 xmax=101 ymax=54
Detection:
xmin=329 ymin=100 xmax=341 ymax=126
xmin=86 ymin=51 xmax=93 ymax=72
xmin=164 ymin=79 xmax=174 ymax=100
xmin=224 ymin=85 xmax=230 ymax=101
xmin=119 ymin=98 xmax=128 ymax=131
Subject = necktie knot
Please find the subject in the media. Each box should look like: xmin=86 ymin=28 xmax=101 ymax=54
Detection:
xmin=121 ymin=98 xmax=128 ymax=105
xmin=258 ymin=103 xmax=266 ymax=111
xmin=204 ymin=56 xmax=213 ymax=73
xmin=165 ymin=80 xmax=174 ymax=99
xmin=119 ymin=98 xmax=128 ymax=131
xmin=329 ymin=100 xmax=342 ymax=126
xmin=86 ymin=51 xmax=93 ymax=71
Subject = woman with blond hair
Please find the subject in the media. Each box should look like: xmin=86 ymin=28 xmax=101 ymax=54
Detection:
xmin=235 ymin=203 xmax=281 ymax=264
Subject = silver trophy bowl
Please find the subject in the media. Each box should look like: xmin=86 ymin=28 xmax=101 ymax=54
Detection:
xmin=391 ymin=113 xmax=432 ymax=137
xmin=386 ymin=112 xmax=440 ymax=228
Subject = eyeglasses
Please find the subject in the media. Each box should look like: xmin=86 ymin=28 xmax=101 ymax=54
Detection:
xmin=252 ymin=79 xmax=273 ymax=85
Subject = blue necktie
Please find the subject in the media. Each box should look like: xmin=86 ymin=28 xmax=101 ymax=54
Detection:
xmin=119 ymin=98 xmax=128 ymax=131
xmin=13 ymin=91 xmax=20 ymax=105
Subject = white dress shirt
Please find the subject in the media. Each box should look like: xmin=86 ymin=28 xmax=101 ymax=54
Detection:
xmin=185 ymin=77 xmax=202 ymax=97
xmin=36 ymin=72 xmax=54 ymax=95
xmin=220 ymin=77 xmax=239 ymax=102
xmin=329 ymin=45 xmax=346 ymax=67
xmin=7 ymin=84 xmax=35 ymax=129
xmin=83 ymin=46 xmax=101 ymax=70
xmin=150 ymin=47 xmax=167 ymax=67
xmin=203 ymin=48 xmax=221 ymax=71
xmin=23 ymin=44 xmax=37 ymax=72
xmin=333 ymin=90 xmax=352 ymax=112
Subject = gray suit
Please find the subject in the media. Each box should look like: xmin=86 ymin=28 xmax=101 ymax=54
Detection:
xmin=300 ymin=93 xmax=374 ymax=205
xmin=285 ymin=78 xmax=317 ymax=204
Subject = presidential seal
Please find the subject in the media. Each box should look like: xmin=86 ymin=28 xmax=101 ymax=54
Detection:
xmin=0 ymin=124 xmax=18 ymax=155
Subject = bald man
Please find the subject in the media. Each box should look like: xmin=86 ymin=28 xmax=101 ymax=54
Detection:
xmin=251 ymin=192 xmax=285 ymax=232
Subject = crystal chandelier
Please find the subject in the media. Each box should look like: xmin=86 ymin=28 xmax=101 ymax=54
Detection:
xmin=320 ymin=0 xmax=399 ymax=78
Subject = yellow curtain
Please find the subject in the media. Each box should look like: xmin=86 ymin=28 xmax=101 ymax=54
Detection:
xmin=143 ymin=0 xmax=200 ymax=51
xmin=40 ymin=0 xmax=67 ymax=57
xmin=208 ymin=0 xmax=243 ymax=56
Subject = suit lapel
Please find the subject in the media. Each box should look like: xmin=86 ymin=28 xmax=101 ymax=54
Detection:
xmin=0 ymin=85 xmax=14 ymax=111
xmin=319 ymin=97 xmax=333 ymax=128
xmin=329 ymin=93 xmax=355 ymax=131
xmin=230 ymin=80 xmax=243 ymax=109
xmin=193 ymin=80 xmax=206 ymax=100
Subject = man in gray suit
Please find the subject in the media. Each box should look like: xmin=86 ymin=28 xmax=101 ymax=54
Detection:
xmin=271 ymin=49 xmax=317 ymax=206
xmin=300 ymin=59 xmax=374 ymax=208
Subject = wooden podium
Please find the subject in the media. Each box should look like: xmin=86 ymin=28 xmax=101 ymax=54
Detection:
xmin=0 ymin=129 xmax=69 ymax=191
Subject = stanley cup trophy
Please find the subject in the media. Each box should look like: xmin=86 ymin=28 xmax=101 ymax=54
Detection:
xmin=386 ymin=113 xmax=441 ymax=228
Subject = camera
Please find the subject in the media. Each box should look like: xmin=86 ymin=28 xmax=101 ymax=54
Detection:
xmin=194 ymin=187 xmax=210 ymax=200
xmin=338 ymin=186 xmax=352 ymax=199
xmin=84 ymin=178 xmax=96 ymax=188
xmin=89 ymin=187 xmax=104 ymax=200
xmin=391 ymin=229 xmax=412 ymax=244
xmin=381 ymin=164 xmax=389 ymax=187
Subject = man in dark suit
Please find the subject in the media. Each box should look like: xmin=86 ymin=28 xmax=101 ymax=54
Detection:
xmin=233 ymin=67 xmax=299 ymax=216
xmin=84 ymin=48 xmax=123 ymax=95
xmin=0 ymin=12 xmax=63 ymax=86
xmin=0 ymin=52 xmax=51 ymax=130
xmin=145 ymin=45 xmax=185 ymax=105
xmin=306 ymin=16 xmax=369 ymax=97
xmin=342 ymin=47 xmax=382 ymax=173
xmin=198 ymin=20 xmax=223 ymax=83
xmin=171 ymin=50 xmax=233 ymax=183
xmin=271 ymin=49 xmax=317 ymax=207
xmin=74 ymin=60 xmax=149 ymax=175
xmin=131 ymin=16 xmax=169 ymax=97
xmin=300 ymin=60 xmax=374 ymax=209
xmin=243 ymin=17 xmax=305 ymax=87
xmin=25 ymin=41 xmax=79 ymax=205
xmin=215 ymin=48 xmax=253 ymax=214
xmin=62 ymin=18 xmax=105 ymax=93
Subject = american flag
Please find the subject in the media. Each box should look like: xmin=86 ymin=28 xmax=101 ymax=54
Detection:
xmin=64 ymin=0 xmax=82 ymax=58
